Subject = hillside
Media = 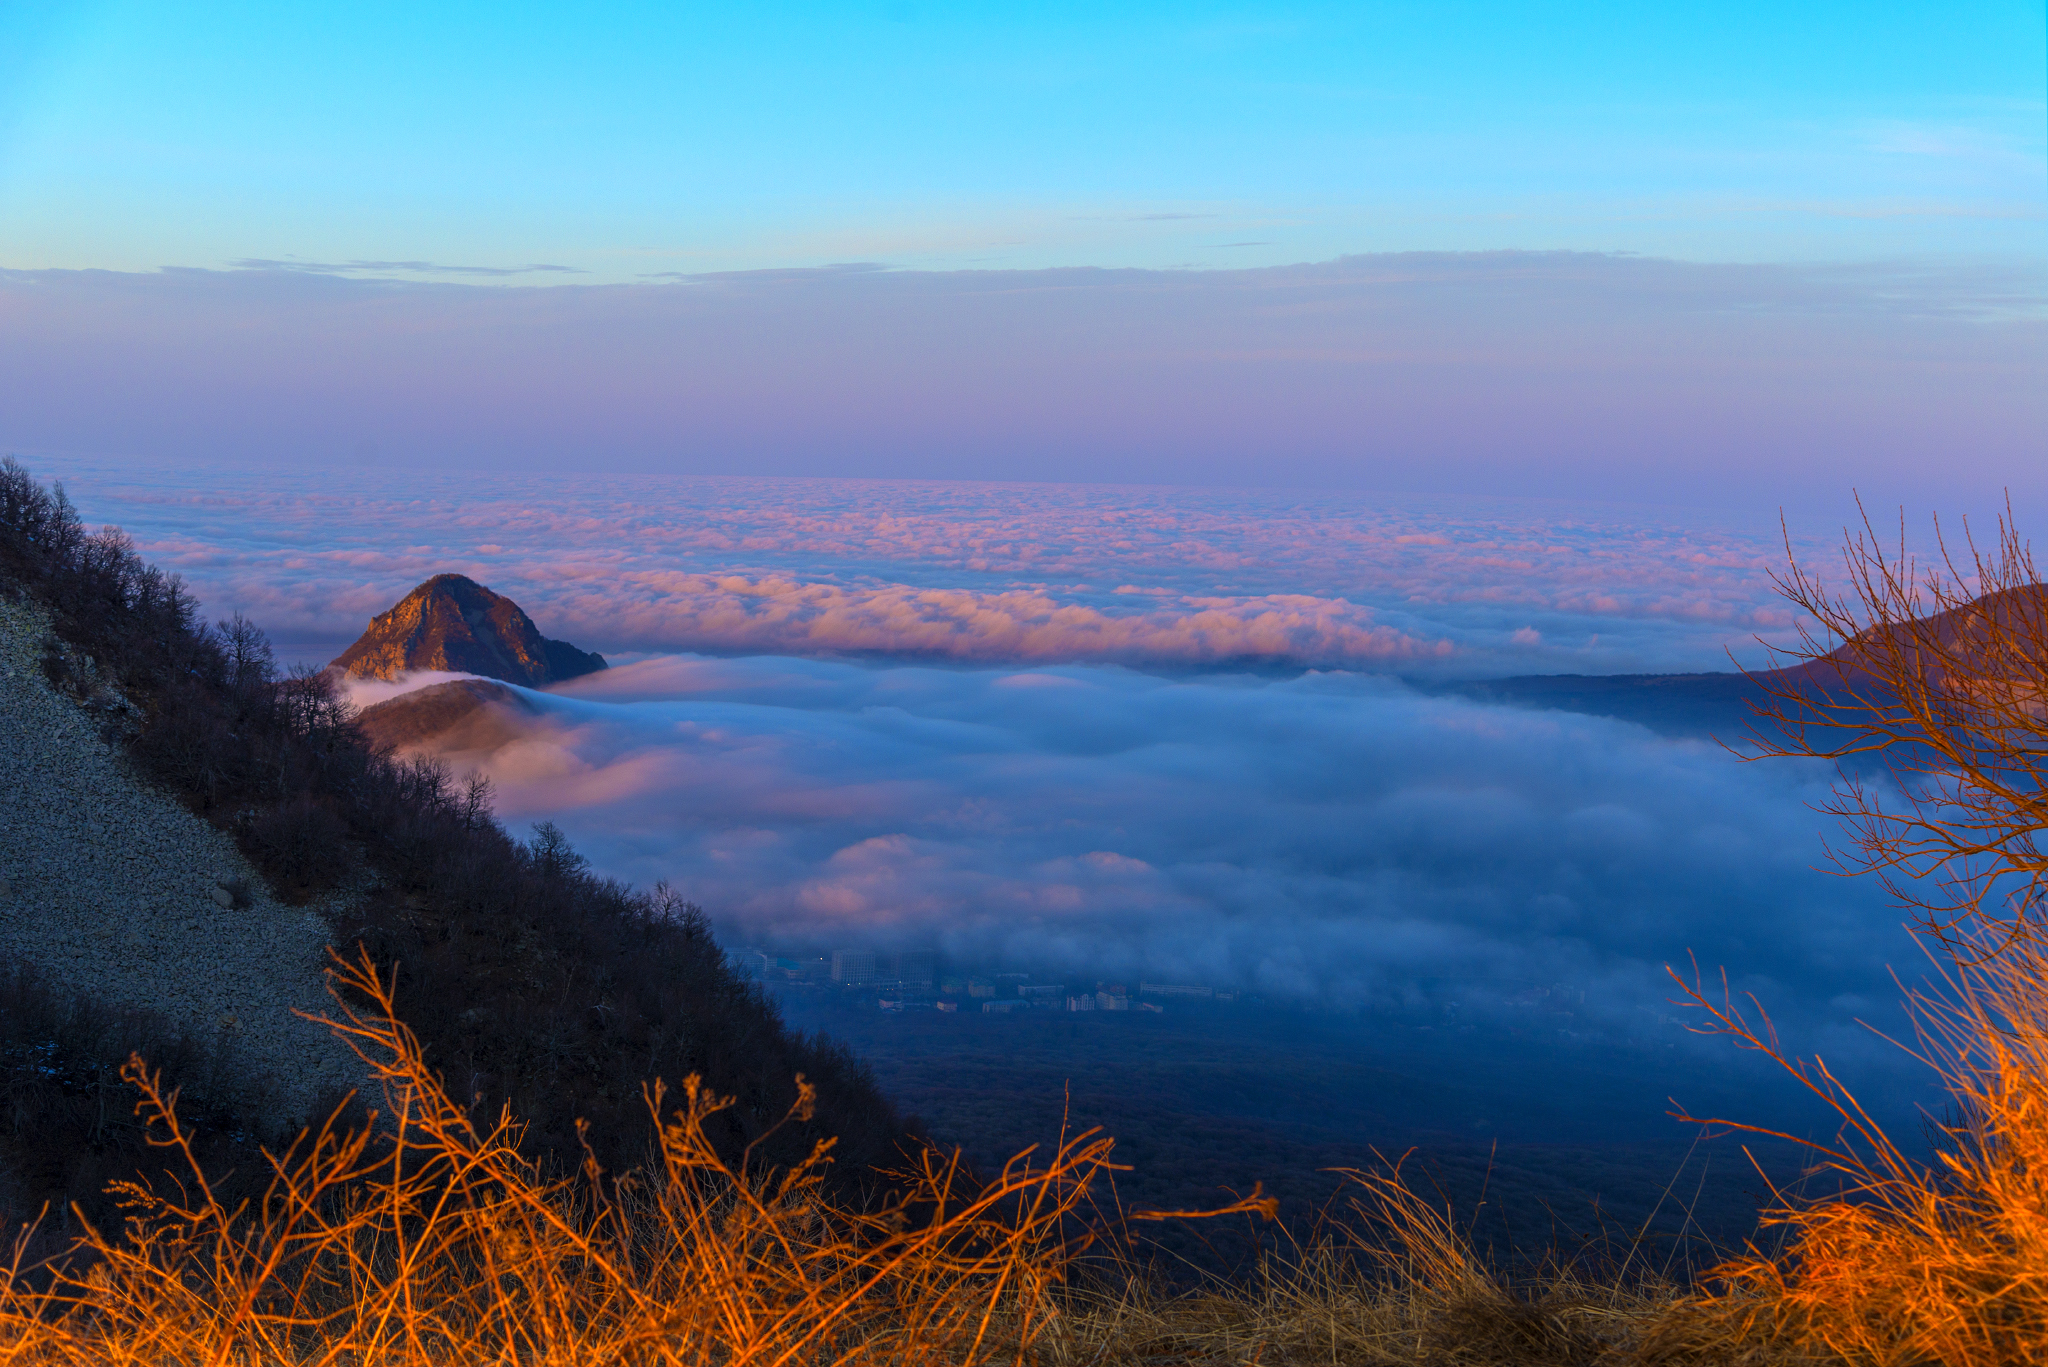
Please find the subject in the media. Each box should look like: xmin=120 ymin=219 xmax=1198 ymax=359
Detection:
xmin=1444 ymin=587 xmax=2048 ymax=740
xmin=0 ymin=461 xmax=907 ymax=1231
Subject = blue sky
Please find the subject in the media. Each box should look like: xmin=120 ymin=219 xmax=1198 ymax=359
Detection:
xmin=4 ymin=1 xmax=2041 ymax=281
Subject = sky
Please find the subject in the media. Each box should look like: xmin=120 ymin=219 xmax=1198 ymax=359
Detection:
xmin=3 ymin=2 xmax=2042 ymax=275
xmin=3 ymin=254 xmax=2042 ymax=509
xmin=1 ymin=3 xmax=2041 ymax=501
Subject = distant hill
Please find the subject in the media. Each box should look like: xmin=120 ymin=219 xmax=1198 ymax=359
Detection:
xmin=331 ymin=574 xmax=605 ymax=686
xmin=1451 ymin=586 xmax=2048 ymax=740
xmin=1443 ymin=671 xmax=1768 ymax=739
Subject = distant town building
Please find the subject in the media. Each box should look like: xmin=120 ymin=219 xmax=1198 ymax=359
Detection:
xmin=982 ymin=1000 xmax=1027 ymax=1014
xmin=1017 ymin=984 xmax=1063 ymax=999
xmin=1138 ymin=982 xmax=1212 ymax=999
xmin=831 ymin=949 xmax=878 ymax=985
xmin=935 ymin=1000 xmax=958 ymax=1013
xmin=891 ymin=950 xmax=936 ymax=987
xmin=727 ymin=949 xmax=770 ymax=980
xmin=1066 ymin=995 xmax=1095 ymax=1012
xmin=1095 ymin=990 xmax=1129 ymax=1011
xmin=967 ymin=979 xmax=997 ymax=998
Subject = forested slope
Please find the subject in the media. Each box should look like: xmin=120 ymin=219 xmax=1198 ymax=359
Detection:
xmin=0 ymin=459 xmax=907 ymax=1233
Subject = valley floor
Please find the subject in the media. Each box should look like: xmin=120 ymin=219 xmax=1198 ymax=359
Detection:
xmin=771 ymin=988 xmax=1855 ymax=1276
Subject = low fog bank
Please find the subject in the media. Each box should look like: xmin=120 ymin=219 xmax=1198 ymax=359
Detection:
xmin=351 ymin=654 xmax=1921 ymax=1076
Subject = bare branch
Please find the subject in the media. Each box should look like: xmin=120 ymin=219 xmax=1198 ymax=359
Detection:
xmin=1741 ymin=496 xmax=2047 ymax=957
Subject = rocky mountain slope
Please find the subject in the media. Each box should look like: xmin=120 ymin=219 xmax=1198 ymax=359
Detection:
xmin=0 ymin=594 xmax=364 ymax=1127
xmin=331 ymin=574 xmax=605 ymax=686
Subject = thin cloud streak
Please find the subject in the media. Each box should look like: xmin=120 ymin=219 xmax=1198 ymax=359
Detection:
xmin=226 ymin=258 xmax=585 ymax=276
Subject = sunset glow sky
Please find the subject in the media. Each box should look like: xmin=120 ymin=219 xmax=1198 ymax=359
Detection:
xmin=3 ymin=3 xmax=2042 ymax=508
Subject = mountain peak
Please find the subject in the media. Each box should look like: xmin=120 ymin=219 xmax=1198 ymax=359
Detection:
xmin=331 ymin=575 xmax=606 ymax=686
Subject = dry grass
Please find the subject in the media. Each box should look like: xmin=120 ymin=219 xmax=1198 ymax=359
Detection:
xmin=1043 ymin=1165 xmax=1694 ymax=1367
xmin=0 ymin=945 xmax=1740 ymax=1367
xmin=1653 ymin=936 xmax=2048 ymax=1367
xmin=0 ymin=946 xmax=1240 ymax=1366
xmin=0 ymin=937 xmax=2040 ymax=1364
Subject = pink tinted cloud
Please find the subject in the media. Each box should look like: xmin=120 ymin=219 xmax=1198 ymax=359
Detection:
xmin=34 ymin=459 xmax=1828 ymax=673
xmin=582 ymin=574 xmax=1450 ymax=666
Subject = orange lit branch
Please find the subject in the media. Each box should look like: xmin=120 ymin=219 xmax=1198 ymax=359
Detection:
xmin=1742 ymin=499 xmax=2048 ymax=954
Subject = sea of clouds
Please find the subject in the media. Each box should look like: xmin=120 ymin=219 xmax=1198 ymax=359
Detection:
xmin=385 ymin=656 xmax=1900 ymax=1047
xmin=45 ymin=459 xmax=1808 ymax=676
xmin=30 ymin=458 xmax=1920 ymax=1064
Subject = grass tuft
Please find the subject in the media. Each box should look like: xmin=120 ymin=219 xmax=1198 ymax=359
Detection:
xmin=1659 ymin=935 xmax=2048 ymax=1366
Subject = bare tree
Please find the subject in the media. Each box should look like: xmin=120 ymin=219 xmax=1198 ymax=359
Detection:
xmin=1742 ymin=499 xmax=2047 ymax=957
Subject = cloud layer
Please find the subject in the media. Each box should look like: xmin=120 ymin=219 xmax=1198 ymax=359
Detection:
xmin=353 ymin=656 xmax=1914 ymax=1063
xmin=20 ymin=457 xmax=1927 ymax=1105
xmin=562 ymin=575 xmax=1454 ymax=668
xmin=39 ymin=457 xmax=1816 ymax=676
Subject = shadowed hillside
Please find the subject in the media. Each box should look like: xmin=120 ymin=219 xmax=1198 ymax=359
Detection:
xmin=1444 ymin=584 xmax=2047 ymax=744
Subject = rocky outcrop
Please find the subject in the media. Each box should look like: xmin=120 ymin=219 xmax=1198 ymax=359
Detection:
xmin=331 ymin=575 xmax=605 ymax=687
xmin=355 ymin=678 xmax=542 ymax=754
